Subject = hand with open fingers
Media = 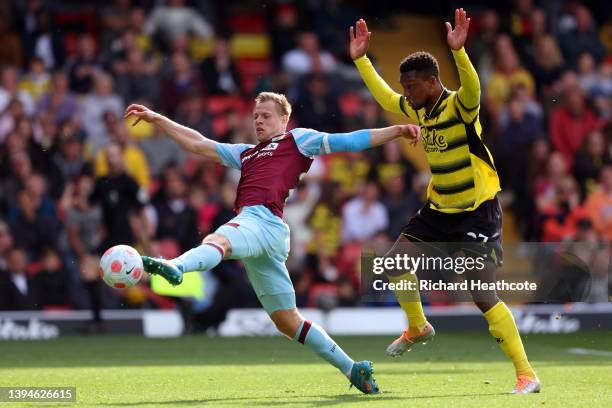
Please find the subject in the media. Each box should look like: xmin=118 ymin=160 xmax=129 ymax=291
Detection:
xmin=445 ymin=8 xmax=471 ymax=51
xmin=398 ymin=124 xmax=421 ymax=147
xmin=349 ymin=18 xmax=371 ymax=60
xmin=124 ymin=104 xmax=161 ymax=127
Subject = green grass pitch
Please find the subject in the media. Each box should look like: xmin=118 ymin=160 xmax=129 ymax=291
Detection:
xmin=1 ymin=331 xmax=611 ymax=407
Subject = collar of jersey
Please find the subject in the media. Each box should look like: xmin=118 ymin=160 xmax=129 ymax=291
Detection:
xmin=270 ymin=133 xmax=288 ymax=142
xmin=425 ymin=88 xmax=450 ymax=119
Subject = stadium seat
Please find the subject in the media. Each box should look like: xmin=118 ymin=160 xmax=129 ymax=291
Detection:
xmin=228 ymin=15 xmax=267 ymax=34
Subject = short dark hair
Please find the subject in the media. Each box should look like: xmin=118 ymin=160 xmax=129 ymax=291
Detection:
xmin=399 ymin=51 xmax=439 ymax=78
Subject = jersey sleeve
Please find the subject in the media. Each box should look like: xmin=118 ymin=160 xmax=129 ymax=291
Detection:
xmin=452 ymin=47 xmax=481 ymax=123
xmin=215 ymin=143 xmax=253 ymax=169
xmin=354 ymin=55 xmax=419 ymax=123
xmin=293 ymin=127 xmax=372 ymax=157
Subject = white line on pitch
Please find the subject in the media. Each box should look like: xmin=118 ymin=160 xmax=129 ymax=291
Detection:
xmin=567 ymin=348 xmax=612 ymax=357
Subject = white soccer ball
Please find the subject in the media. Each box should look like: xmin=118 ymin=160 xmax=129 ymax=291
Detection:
xmin=99 ymin=245 xmax=144 ymax=289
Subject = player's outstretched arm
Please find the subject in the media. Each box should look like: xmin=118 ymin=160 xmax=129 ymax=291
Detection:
xmin=446 ymin=8 xmax=480 ymax=122
xmin=124 ymin=104 xmax=221 ymax=163
xmin=293 ymin=125 xmax=420 ymax=157
xmin=350 ymin=19 xmax=417 ymax=122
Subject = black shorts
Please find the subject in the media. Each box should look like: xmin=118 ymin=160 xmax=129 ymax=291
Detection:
xmin=400 ymin=197 xmax=503 ymax=266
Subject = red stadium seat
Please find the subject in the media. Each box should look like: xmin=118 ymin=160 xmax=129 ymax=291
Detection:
xmin=228 ymin=14 xmax=267 ymax=34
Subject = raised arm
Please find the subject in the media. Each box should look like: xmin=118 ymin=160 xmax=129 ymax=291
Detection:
xmin=350 ymin=19 xmax=418 ymax=123
xmin=124 ymin=104 xmax=220 ymax=162
xmin=293 ymin=125 xmax=420 ymax=157
xmin=446 ymin=8 xmax=480 ymax=122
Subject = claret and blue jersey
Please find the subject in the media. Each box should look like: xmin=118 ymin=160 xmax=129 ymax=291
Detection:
xmin=215 ymin=127 xmax=372 ymax=217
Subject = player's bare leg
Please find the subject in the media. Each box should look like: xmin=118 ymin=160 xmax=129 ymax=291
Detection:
xmin=384 ymin=235 xmax=435 ymax=357
xmin=142 ymin=234 xmax=232 ymax=285
xmin=465 ymin=257 xmax=540 ymax=394
xmin=271 ymin=308 xmax=380 ymax=394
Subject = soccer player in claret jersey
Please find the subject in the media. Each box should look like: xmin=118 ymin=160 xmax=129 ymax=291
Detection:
xmin=124 ymin=93 xmax=422 ymax=394
xmin=349 ymin=8 xmax=540 ymax=394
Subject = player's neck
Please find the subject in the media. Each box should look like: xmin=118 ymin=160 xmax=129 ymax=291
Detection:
xmin=258 ymin=130 xmax=286 ymax=144
xmin=425 ymin=85 xmax=445 ymax=117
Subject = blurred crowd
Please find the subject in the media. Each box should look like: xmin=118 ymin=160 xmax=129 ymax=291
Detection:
xmin=0 ymin=0 xmax=610 ymax=327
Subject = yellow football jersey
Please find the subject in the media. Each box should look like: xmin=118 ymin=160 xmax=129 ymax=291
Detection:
xmin=355 ymin=48 xmax=500 ymax=213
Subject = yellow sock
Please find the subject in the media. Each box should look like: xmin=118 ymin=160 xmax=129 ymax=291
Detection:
xmin=484 ymin=301 xmax=536 ymax=378
xmin=388 ymin=272 xmax=427 ymax=332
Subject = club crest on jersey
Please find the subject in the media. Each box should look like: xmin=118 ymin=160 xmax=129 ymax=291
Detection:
xmin=422 ymin=129 xmax=448 ymax=153
xmin=261 ymin=142 xmax=279 ymax=151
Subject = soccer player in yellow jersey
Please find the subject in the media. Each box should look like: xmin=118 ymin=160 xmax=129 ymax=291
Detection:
xmin=350 ymin=8 xmax=540 ymax=394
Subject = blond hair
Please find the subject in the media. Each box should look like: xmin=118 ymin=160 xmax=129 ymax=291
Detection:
xmin=255 ymin=92 xmax=292 ymax=117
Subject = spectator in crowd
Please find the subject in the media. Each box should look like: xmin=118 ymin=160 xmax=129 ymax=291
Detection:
xmin=497 ymin=92 xmax=543 ymax=193
xmin=574 ymin=131 xmax=610 ymax=198
xmin=67 ymin=33 xmax=104 ymax=94
xmin=146 ymin=0 xmax=213 ymax=51
xmin=100 ymin=0 xmax=133 ymax=52
xmin=577 ymin=52 xmax=599 ymax=96
xmin=30 ymin=11 xmax=65 ymax=70
xmin=306 ymin=183 xmax=344 ymax=283
xmin=81 ymin=73 xmax=124 ymax=155
xmin=90 ymin=143 xmax=149 ymax=248
xmin=0 ymin=246 xmax=36 ymax=310
xmin=152 ymin=165 xmax=200 ymax=252
xmin=54 ymin=133 xmax=86 ymax=182
xmin=62 ymin=173 xmax=104 ymax=326
xmin=36 ymin=70 xmax=79 ymax=125
xmin=30 ymin=248 xmax=69 ymax=309
xmin=116 ymin=48 xmax=159 ymax=106
xmin=9 ymin=189 xmax=58 ymax=261
xmin=584 ymin=165 xmax=612 ymax=241
xmin=282 ymin=32 xmax=337 ymax=78
xmin=540 ymin=176 xmax=589 ymax=242
xmin=342 ymin=181 xmax=388 ymax=243
xmin=294 ymin=74 xmax=342 ymax=132
xmin=549 ymin=85 xmax=602 ymax=169
xmin=527 ymin=35 xmax=564 ymax=98
xmin=160 ymin=51 xmax=204 ymax=117
xmin=173 ymin=92 xmax=212 ymax=139
xmin=200 ymin=37 xmax=240 ymax=95
xmin=382 ymin=174 xmax=420 ymax=239
xmin=558 ymin=5 xmax=605 ymax=68
xmin=95 ymin=113 xmax=150 ymax=189
xmin=485 ymin=35 xmax=535 ymax=115
xmin=0 ymin=66 xmax=34 ymax=115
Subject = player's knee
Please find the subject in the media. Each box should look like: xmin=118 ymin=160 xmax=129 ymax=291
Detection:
xmin=202 ymin=234 xmax=232 ymax=257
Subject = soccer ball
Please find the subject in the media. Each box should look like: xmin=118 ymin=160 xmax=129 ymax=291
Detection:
xmin=99 ymin=245 xmax=144 ymax=289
